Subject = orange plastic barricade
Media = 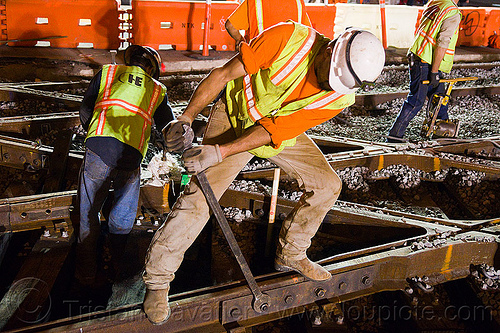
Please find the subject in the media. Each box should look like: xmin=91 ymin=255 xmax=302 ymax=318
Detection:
xmin=5 ymin=0 xmax=120 ymax=49
xmin=0 ymin=1 xmax=6 ymax=41
xmin=305 ymin=3 xmax=336 ymax=39
xmin=458 ymin=8 xmax=486 ymax=47
xmin=132 ymin=0 xmax=239 ymax=52
xmin=484 ymin=8 xmax=500 ymax=48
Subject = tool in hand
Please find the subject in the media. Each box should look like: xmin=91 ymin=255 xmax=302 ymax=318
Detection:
xmin=196 ymin=171 xmax=271 ymax=313
xmin=172 ymin=127 xmax=271 ymax=313
xmin=153 ymin=126 xmax=168 ymax=161
xmin=421 ymin=76 xmax=478 ymax=139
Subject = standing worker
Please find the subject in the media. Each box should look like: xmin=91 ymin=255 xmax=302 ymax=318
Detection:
xmin=387 ymin=0 xmax=461 ymax=142
xmin=76 ymin=45 xmax=174 ymax=288
xmin=225 ymin=0 xmax=312 ymax=47
xmin=142 ymin=22 xmax=385 ymax=325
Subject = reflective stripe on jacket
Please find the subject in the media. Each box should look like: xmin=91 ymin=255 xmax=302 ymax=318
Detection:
xmin=226 ymin=22 xmax=354 ymax=158
xmin=86 ymin=65 xmax=167 ymax=157
xmin=409 ymin=0 xmax=461 ymax=73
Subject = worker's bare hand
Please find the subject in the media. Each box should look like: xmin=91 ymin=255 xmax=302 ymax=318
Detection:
xmin=163 ymin=119 xmax=194 ymax=153
xmin=182 ymin=145 xmax=222 ymax=175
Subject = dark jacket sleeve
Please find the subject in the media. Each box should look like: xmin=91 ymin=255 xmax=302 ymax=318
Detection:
xmin=79 ymin=70 xmax=102 ymax=131
xmin=153 ymin=91 xmax=175 ymax=131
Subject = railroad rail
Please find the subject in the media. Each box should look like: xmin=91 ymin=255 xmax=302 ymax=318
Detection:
xmin=1 ymin=131 xmax=499 ymax=331
xmin=0 ymin=69 xmax=500 ymax=332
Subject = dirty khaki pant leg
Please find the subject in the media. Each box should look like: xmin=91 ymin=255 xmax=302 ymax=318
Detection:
xmin=143 ymin=99 xmax=254 ymax=290
xmin=269 ymin=134 xmax=341 ymax=260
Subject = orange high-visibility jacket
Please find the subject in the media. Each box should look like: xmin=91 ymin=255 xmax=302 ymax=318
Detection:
xmin=228 ymin=0 xmax=312 ymax=41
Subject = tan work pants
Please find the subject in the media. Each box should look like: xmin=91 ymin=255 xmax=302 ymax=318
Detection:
xmin=143 ymin=100 xmax=342 ymax=290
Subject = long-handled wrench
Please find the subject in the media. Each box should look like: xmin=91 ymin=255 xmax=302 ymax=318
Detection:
xmin=196 ymin=171 xmax=271 ymax=313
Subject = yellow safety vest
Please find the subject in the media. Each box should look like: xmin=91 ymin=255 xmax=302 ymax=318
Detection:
xmin=86 ymin=65 xmax=166 ymax=157
xmin=226 ymin=22 xmax=354 ymax=158
xmin=409 ymin=0 xmax=461 ymax=73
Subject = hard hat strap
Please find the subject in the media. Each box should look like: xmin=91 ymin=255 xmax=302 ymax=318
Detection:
xmin=345 ymin=30 xmax=364 ymax=87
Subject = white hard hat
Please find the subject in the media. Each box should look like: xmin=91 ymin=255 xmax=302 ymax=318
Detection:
xmin=328 ymin=28 xmax=385 ymax=94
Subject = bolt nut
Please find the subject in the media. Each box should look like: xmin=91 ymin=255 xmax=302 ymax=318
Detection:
xmin=255 ymin=209 xmax=265 ymax=217
xmin=361 ymin=275 xmax=371 ymax=285
xmin=339 ymin=282 xmax=347 ymax=290
xmin=315 ymin=287 xmax=326 ymax=298
xmin=230 ymin=307 xmax=241 ymax=318
xmin=260 ymin=303 xmax=269 ymax=312
xmin=284 ymin=295 xmax=294 ymax=304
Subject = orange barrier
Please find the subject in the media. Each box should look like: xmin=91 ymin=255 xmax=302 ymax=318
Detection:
xmin=305 ymin=4 xmax=336 ymax=39
xmin=132 ymin=0 xmax=239 ymax=52
xmin=458 ymin=8 xmax=486 ymax=47
xmin=5 ymin=0 xmax=120 ymax=49
xmin=485 ymin=8 xmax=500 ymax=48
xmin=3 ymin=2 xmax=500 ymax=51
xmin=0 ymin=2 xmax=6 ymax=41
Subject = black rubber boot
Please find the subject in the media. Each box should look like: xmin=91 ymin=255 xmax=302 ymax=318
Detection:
xmin=108 ymin=233 xmax=129 ymax=283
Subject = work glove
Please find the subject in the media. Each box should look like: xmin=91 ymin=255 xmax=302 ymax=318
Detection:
xmin=163 ymin=118 xmax=194 ymax=153
xmin=428 ymin=72 xmax=440 ymax=90
xmin=182 ymin=144 xmax=223 ymax=175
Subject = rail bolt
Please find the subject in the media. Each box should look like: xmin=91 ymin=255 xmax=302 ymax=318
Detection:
xmin=255 ymin=209 xmax=265 ymax=217
xmin=253 ymin=293 xmax=271 ymax=313
xmin=229 ymin=307 xmax=241 ymax=318
xmin=315 ymin=287 xmax=326 ymax=298
xmin=361 ymin=275 xmax=371 ymax=285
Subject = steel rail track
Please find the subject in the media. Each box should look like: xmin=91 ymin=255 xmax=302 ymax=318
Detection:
xmin=1 ymin=134 xmax=499 ymax=233
xmin=1 ymin=80 xmax=499 ymax=117
xmin=5 ymin=229 xmax=497 ymax=333
xmin=0 ymin=81 xmax=499 ymax=331
xmin=356 ymin=85 xmax=500 ymax=108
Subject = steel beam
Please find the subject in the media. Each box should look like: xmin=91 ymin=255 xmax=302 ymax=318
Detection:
xmin=9 ymin=231 xmax=497 ymax=333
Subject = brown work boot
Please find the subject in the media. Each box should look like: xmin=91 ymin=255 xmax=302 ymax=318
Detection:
xmin=275 ymin=256 xmax=331 ymax=281
xmin=143 ymin=287 xmax=171 ymax=325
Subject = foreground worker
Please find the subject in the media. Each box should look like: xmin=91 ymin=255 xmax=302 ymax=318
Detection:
xmin=387 ymin=0 xmax=461 ymax=142
xmin=143 ymin=22 xmax=385 ymax=324
xmin=76 ymin=45 xmax=174 ymax=288
xmin=225 ymin=0 xmax=311 ymax=46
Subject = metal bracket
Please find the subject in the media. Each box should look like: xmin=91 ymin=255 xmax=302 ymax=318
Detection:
xmin=221 ymin=265 xmax=376 ymax=324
